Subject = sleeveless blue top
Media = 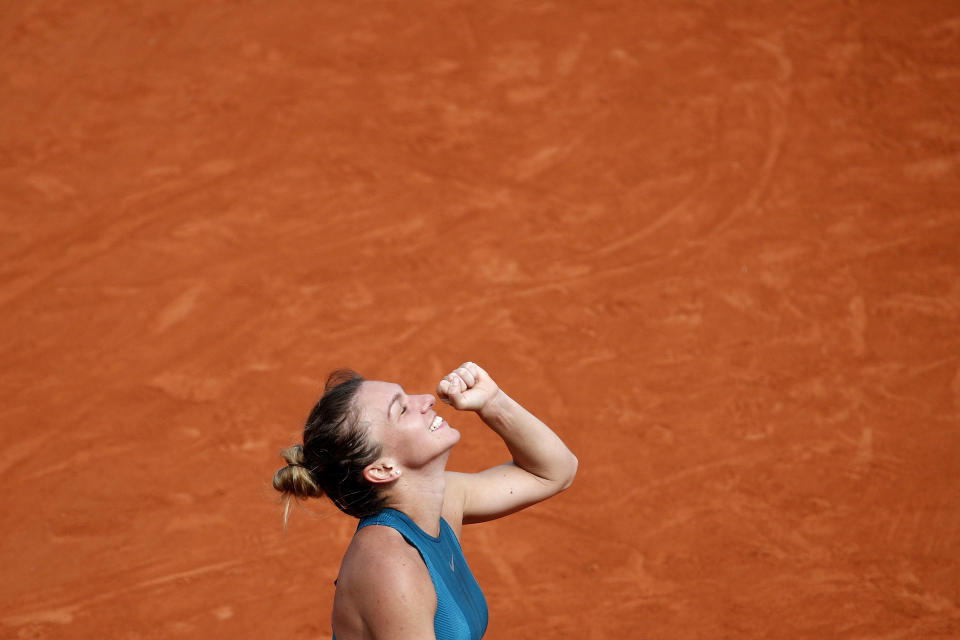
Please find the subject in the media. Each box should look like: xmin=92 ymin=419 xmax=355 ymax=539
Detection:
xmin=334 ymin=508 xmax=488 ymax=640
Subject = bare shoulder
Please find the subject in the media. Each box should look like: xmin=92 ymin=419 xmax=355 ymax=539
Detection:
xmin=334 ymin=525 xmax=436 ymax=640
xmin=340 ymin=525 xmax=433 ymax=593
xmin=442 ymin=471 xmax=469 ymax=536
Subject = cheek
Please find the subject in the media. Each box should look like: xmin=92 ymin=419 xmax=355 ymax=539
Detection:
xmin=383 ymin=421 xmax=418 ymax=452
xmin=367 ymin=421 xmax=397 ymax=455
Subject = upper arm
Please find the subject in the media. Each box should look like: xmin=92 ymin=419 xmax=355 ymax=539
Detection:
xmin=341 ymin=527 xmax=437 ymax=640
xmin=445 ymin=461 xmax=575 ymax=525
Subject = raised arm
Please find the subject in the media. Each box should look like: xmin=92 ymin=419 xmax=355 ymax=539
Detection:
xmin=438 ymin=362 xmax=578 ymax=525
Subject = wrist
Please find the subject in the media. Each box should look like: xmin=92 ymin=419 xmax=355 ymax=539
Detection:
xmin=476 ymin=388 xmax=508 ymax=421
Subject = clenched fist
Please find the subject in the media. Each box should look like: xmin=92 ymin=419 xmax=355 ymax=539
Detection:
xmin=436 ymin=362 xmax=500 ymax=412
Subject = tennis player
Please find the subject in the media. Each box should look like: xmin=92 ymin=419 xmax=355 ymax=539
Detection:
xmin=273 ymin=361 xmax=577 ymax=639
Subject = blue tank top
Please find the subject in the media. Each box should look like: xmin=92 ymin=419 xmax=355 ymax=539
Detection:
xmin=334 ymin=508 xmax=488 ymax=640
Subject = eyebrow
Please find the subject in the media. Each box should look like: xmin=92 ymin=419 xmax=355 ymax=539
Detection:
xmin=387 ymin=392 xmax=403 ymax=420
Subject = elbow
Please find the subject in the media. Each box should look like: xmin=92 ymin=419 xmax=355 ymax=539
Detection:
xmin=557 ymin=452 xmax=578 ymax=492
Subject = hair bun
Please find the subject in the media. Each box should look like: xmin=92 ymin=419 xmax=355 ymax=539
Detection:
xmin=280 ymin=444 xmax=306 ymax=467
xmin=273 ymin=445 xmax=323 ymax=500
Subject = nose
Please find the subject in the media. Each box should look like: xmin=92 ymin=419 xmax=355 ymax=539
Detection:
xmin=419 ymin=394 xmax=435 ymax=412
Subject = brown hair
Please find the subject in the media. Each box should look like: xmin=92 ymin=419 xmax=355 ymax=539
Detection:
xmin=273 ymin=370 xmax=386 ymax=527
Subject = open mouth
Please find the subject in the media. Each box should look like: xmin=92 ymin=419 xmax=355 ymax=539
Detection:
xmin=429 ymin=415 xmax=443 ymax=432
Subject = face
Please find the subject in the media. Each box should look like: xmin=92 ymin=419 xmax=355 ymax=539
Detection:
xmin=355 ymin=380 xmax=461 ymax=472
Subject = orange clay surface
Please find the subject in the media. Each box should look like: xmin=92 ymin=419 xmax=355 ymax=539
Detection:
xmin=2 ymin=2 xmax=960 ymax=638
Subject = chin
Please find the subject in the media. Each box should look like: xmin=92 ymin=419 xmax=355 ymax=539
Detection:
xmin=442 ymin=426 xmax=462 ymax=446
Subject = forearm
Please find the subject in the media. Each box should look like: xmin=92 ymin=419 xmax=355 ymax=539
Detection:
xmin=477 ymin=391 xmax=578 ymax=488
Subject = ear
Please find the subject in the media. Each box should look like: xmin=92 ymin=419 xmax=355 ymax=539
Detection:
xmin=363 ymin=458 xmax=401 ymax=485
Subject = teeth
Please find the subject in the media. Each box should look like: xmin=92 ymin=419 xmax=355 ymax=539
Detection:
xmin=430 ymin=415 xmax=442 ymax=432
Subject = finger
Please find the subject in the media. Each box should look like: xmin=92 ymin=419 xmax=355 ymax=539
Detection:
xmin=455 ymin=366 xmax=476 ymax=388
xmin=443 ymin=373 xmax=463 ymax=394
xmin=462 ymin=361 xmax=483 ymax=383
xmin=437 ymin=379 xmax=453 ymax=403
xmin=451 ymin=373 xmax=466 ymax=393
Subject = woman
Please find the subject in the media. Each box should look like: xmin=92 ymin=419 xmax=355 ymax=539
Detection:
xmin=273 ymin=361 xmax=578 ymax=640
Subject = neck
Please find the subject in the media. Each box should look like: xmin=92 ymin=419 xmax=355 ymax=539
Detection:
xmin=383 ymin=456 xmax=448 ymax=537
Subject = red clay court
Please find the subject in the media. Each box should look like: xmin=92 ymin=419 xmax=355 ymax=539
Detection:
xmin=2 ymin=1 xmax=959 ymax=638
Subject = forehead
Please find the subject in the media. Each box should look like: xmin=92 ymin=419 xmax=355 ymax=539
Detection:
xmin=355 ymin=380 xmax=402 ymax=417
